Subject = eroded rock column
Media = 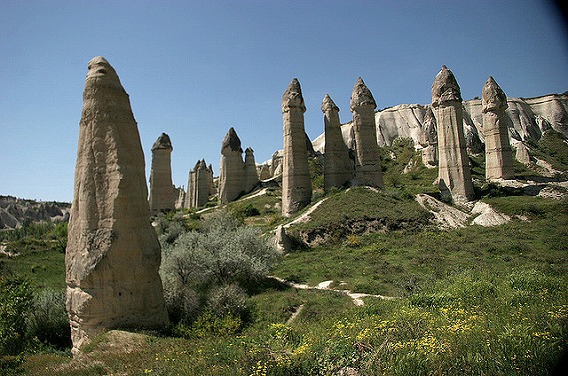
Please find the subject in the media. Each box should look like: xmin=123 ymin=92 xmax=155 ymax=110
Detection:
xmin=218 ymin=127 xmax=245 ymax=204
xmin=66 ymin=57 xmax=168 ymax=355
xmin=482 ymin=76 xmax=514 ymax=180
xmin=149 ymin=133 xmax=174 ymax=214
xmin=432 ymin=65 xmax=474 ymax=203
xmin=282 ymin=78 xmax=312 ymax=216
xmin=420 ymin=107 xmax=438 ymax=168
xmin=350 ymin=77 xmax=383 ymax=188
xmin=322 ymin=94 xmax=353 ymax=190
xmin=244 ymin=147 xmax=260 ymax=193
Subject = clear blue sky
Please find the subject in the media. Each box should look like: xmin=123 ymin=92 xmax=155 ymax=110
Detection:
xmin=1 ymin=0 xmax=567 ymax=202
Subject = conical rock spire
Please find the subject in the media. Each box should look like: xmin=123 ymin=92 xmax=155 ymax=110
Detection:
xmin=152 ymin=132 xmax=173 ymax=151
xmin=482 ymin=76 xmax=508 ymax=112
xmin=282 ymin=78 xmax=306 ymax=113
xmin=321 ymin=94 xmax=339 ymax=112
xmin=350 ymin=77 xmax=376 ymax=111
xmin=432 ymin=65 xmax=462 ymax=107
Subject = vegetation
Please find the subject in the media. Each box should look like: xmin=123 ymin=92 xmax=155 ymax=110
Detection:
xmin=1 ymin=136 xmax=566 ymax=374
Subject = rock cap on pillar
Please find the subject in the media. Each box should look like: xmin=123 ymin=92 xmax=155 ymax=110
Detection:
xmin=222 ymin=127 xmax=243 ymax=153
xmin=152 ymin=133 xmax=173 ymax=151
xmin=350 ymin=77 xmax=377 ymax=111
xmin=282 ymin=78 xmax=306 ymax=113
xmin=432 ymin=65 xmax=462 ymax=107
xmin=321 ymin=94 xmax=339 ymax=112
xmin=482 ymin=76 xmax=508 ymax=112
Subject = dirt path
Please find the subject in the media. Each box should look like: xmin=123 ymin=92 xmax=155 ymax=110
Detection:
xmin=269 ymin=276 xmax=398 ymax=307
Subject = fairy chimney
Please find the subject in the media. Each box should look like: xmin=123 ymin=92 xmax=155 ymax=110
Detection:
xmin=322 ymin=94 xmax=354 ymax=190
xmin=66 ymin=57 xmax=168 ymax=355
xmin=350 ymin=77 xmax=384 ymax=188
xmin=482 ymin=76 xmax=514 ymax=180
xmin=244 ymin=147 xmax=260 ymax=193
xmin=218 ymin=127 xmax=245 ymax=204
xmin=149 ymin=133 xmax=174 ymax=214
xmin=282 ymin=78 xmax=312 ymax=216
xmin=431 ymin=65 xmax=474 ymax=203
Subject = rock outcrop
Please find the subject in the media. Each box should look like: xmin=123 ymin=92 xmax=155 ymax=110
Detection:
xmin=0 ymin=196 xmax=70 ymax=229
xmin=322 ymin=94 xmax=354 ymax=191
xmin=66 ymin=57 xmax=168 ymax=355
xmin=174 ymin=186 xmax=186 ymax=210
xmin=482 ymin=77 xmax=514 ymax=180
xmin=432 ymin=65 xmax=474 ymax=204
xmin=350 ymin=77 xmax=383 ymax=188
xmin=148 ymin=133 xmax=175 ymax=214
xmin=282 ymin=78 xmax=312 ymax=216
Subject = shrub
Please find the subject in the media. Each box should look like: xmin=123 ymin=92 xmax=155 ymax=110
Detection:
xmin=207 ymin=284 xmax=248 ymax=318
xmin=25 ymin=289 xmax=70 ymax=349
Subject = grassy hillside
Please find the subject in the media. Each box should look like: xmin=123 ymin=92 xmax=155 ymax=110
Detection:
xmin=2 ymin=139 xmax=567 ymax=375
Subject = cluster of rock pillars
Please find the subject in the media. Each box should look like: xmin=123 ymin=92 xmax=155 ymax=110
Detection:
xmin=66 ymin=56 xmax=518 ymax=354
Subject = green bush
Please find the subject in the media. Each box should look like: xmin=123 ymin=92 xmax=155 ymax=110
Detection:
xmin=25 ymin=289 xmax=70 ymax=349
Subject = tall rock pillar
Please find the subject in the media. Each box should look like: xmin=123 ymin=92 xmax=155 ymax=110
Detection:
xmin=218 ymin=127 xmax=245 ymax=204
xmin=149 ymin=133 xmax=174 ymax=214
xmin=322 ymin=94 xmax=353 ymax=190
xmin=66 ymin=57 xmax=168 ymax=354
xmin=350 ymin=77 xmax=383 ymax=188
xmin=244 ymin=147 xmax=260 ymax=193
xmin=431 ymin=65 xmax=474 ymax=203
xmin=482 ymin=76 xmax=514 ymax=180
xmin=282 ymin=78 xmax=312 ymax=216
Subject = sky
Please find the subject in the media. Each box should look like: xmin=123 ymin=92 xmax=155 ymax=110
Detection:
xmin=1 ymin=0 xmax=567 ymax=203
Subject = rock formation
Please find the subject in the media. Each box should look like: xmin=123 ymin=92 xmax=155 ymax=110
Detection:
xmin=185 ymin=159 xmax=211 ymax=208
xmin=282 ymin=78 xmax=312 ymax=216
xmin=431 ymin=65 xmax=474 ymax=203
xmin=174 ymin=186 xmax=186 ymax=210
xmin=66 ymin=56 xmax=168 ymax=354
xmin=217 ymin=127 xmax=260 ymax=204
xmin=482 ymin=77 xmax=514 ymax=180
xmin=420 ymin=107 xmax=438 ymax=168
xmin=322 ymin=94 xmax=353 ymax=190
xmin=148 ymin=133 xmax=175 ymax=214
xmin=350 ymin=77 xmax=383 ymax=187
xmin=244 ymin=147 xmax=260 ymax=193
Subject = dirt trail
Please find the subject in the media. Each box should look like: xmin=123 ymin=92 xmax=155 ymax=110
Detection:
xmin=269 ymin=276 xmax=398 ymax=307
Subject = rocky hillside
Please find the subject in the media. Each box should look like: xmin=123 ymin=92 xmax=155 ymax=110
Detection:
xmin=312 ymin=93 xmax=568 ymax=154
xmin=0 ymin=195 xmax=70 ymax=230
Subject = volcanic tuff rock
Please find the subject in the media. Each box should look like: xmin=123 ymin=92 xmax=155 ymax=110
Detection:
xmin=322 ymin=94 xmax=353 ymax=190
xmin=350 ymin=77 xmax=384 ymax=188
xmin=185 ymin=159 xmax=212 ymax=208
xmin=0 ymin=196 xmax=70 ymax=229
xmin=149 ymin=133 xmax=175 ymax=214
xmin=431 ymin=65 xmax=474 ymax=204
xmin=219 ymin=127 xmax=245 ymax=204
xmin=482 ymin=77 xmax=514 ymax=180
xmin=66 ymin=56 xmax=168 ymax=355
xmin=244 ymin=147 xmax=260 ymax=193
xmin=282 ymin=78 xmax=312 ymax=216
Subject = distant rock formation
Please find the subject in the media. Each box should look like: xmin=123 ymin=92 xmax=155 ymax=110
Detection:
xmin=350 ymin=77 xmax=383 ymax=188
xmin=420 ymin=107 xmax=438 ymax=168
xmin=282 ymin=78 xmax=312 ymax=216
xmin=185 ymin=159 xmax=212 ymax=208
xmin=218 ymin=128 xmax=258 ymax=204
xmin=149 ymin=133 xmax=175 ymax=214
xmin=174 ymin=186 xmax=185 ymax=210
xmin=322 ymin=94 xmax=353 ymax=190
xmin=0 ymin=196 xmax=70 ymax=229
xmin=482 ymin=77 xmax=514 ymax=180
xmin=66 ymin=57 xmax=168 ymax=355
xmin=431 ymin=65 xmax=474 ymax=204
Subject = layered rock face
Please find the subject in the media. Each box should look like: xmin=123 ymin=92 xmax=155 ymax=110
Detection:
xmin=66 ymin=57 xmax=168 ymax=354
xmin=420 ymin=107 xmax=438 ymax=168
xmin=431 ymin=65 xmax=474 ymax=203
xmin=244 ymin=147 xmax=260 ymax=193
xmin=350 ymin=78 xmax=383 ymax=188
xmin=482 ymin=77 xmax=514 ymax=180
xmin=185 ymin=160 xmax=211 ymax=208
xmin=282 ymin=78 xmax=312 ymax=216
xmin=149 ymin=133 xmax=175 ymax=214
xmin=322 ymin=94 xmax=353 ymax=190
